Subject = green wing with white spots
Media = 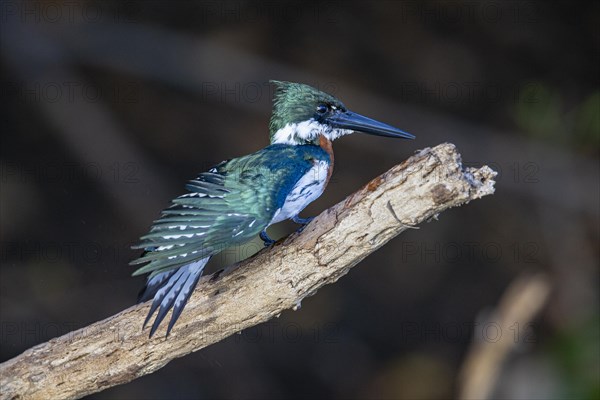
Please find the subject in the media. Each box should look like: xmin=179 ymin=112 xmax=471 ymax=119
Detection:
xmin=130 ymin=144 xmax=330 ymax=278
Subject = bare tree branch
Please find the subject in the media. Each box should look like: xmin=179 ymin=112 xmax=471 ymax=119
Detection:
xmin=0 ymin=143 xmax=496 ymax=400
xmin=458 ymin=272 xmax=551 ymax=399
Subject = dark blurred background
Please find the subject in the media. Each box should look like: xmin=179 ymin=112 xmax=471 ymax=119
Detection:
xmin=1 ymin=1 xmax=598 ymax=399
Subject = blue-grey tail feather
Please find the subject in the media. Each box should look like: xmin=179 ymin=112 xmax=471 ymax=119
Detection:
xmin=137 ymin=268 xmax=176 ymax=303
xmin=138 ymin=257 xmax=210 ymax=337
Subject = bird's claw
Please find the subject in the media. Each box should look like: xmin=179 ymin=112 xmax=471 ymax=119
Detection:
xmin=293 ymin=215 xmax=314 ymax=233
xmin=292 ymin=216 xmax=314 ymax=225
xmin=260 ymin=230 xmax=275 ymax=247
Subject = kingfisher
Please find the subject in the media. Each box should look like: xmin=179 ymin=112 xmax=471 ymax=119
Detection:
xmin=131 ymin=81 xmax=414 ymax=337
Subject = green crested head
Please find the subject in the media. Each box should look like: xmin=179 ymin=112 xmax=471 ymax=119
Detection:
xmin=269 ymin=81 xmax=346 ymax=144
xmin=268 ymin=80 xmax=415 ymax=145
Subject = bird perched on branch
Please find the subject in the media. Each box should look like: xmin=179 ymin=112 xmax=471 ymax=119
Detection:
xmin=131 ymin=80 xmax=414 ymax=337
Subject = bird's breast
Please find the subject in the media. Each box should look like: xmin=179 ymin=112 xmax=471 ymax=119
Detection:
xmin=269 ymin=157 xmax=331 ymax=225
xmin=319 ymin=134 xmax=335 ymax=185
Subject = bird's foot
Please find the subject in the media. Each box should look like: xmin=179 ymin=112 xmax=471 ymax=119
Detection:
xmin=293 ymin=215 xmax=314 ymax=225
xmin=260 ymin=230 xmax=275 ymax=247
xmin=293 ymin=215 xmax=314 ymax=232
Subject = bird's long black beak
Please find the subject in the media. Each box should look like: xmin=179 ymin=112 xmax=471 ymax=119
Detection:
xmin=327 ymin=110 xmax=415 ymax=139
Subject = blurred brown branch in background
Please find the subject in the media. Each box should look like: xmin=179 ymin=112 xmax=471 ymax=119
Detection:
xmin=0 ymin=144 xmax=496 ymax=400
xmin=459 ymin=273 xmax=552 ymax=399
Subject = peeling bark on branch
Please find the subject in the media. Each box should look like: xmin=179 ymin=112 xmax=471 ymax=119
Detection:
xmin=0 ymin=143 xmax=496 ymax=400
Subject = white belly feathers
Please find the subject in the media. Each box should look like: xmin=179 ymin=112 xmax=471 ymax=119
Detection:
xmin=269 ymin=160 xmax=330 ymax=225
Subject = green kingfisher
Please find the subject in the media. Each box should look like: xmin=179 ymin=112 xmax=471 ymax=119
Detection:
xmin=131 ymin=81 xmax=414 ymax=337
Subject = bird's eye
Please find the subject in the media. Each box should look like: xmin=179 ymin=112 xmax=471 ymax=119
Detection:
xmin=316 ymin=104 xmax=328 ymax=114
